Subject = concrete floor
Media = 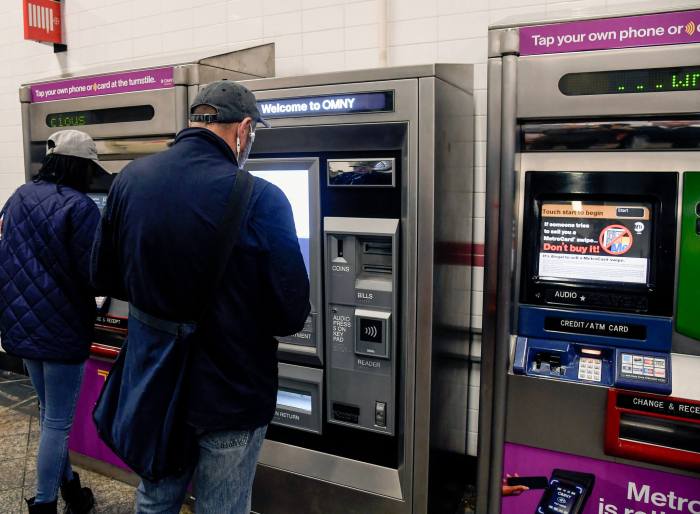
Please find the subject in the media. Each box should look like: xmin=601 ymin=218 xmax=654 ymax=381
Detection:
xmin=1 ymin=369 xmax=475 ymax=514
xmin=0 ymin=370 xmax=193 ymax=514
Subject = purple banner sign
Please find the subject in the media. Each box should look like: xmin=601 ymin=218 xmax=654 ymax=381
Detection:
xmin=31 ymin=67 xmax=174 ymax=103
xmin=69 ymin=357 xmax=130 ymax=472
xmin=520 ymin=9 xmax=700 ymax=55
xmin=502 ymin=443 xmax=700 ymax=514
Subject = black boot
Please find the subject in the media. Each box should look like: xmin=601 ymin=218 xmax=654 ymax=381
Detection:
xmin=25 ymin=497 xmax=57 ymax=513
xmin=59 ymin=473 xmax=95 ymax=514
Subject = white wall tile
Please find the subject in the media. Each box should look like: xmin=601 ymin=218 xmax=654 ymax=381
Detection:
xmin=264 ymin=11 xmax=303 ymax=36
xmin=388 ymin=0 xmax=438 ymax=21
xmin=193 ymin=2 xmax=228 ymax=28
xmin=388 ymin=42 xmax=438 ymax=65
xmin=303 ymin=51 xmax=346 ymax=73
xmin=345 ymin=1 xmax=379 ymax=27
xmin=388 ymin=17 xmax=438 ymax=46
xmin=228 ymin=1 xmax=264 ymax=20
xmin=303 ymin=29 xmax=345 ymax=54
xmin=345 ymin=24 xmax=378 ymax=51
xmin=345 ymin=48 xmax=380 ymax=69
xmin=303 ymin=6 xmax=345 ymax=32
xmin=438 ymin=37 xmax=488 ymax=63
xmin=438 ymin=11 xmax=489 ymax=42
xmin=265 ymin=0 xmax=303 ymax=16
xmin=229 ymin=17 xmax=265 ymax=43
xmin=271 ymin=34 xmax=304 ymax=58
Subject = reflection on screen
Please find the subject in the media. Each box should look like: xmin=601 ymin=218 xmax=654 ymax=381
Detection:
xmin=277 ymin=390 xmax=312 ymax=413
xmin=249 ymin=169 xmax=310 ymax=274
xmin=87 ymin=193 xmax=108 ymax=214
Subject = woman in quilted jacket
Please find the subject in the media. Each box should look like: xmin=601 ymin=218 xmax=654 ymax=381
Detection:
xmin=0 ymin=130 xmax=104 ymax=514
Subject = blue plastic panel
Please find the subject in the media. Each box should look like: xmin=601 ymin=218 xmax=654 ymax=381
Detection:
xmin=514 ymin=337 xmax=671 ymax=394
xmin=518 ymin=306 xmax=672 ymax=352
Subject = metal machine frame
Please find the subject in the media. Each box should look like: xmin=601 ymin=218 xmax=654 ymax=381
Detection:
xmin=479 ymin=10 xmax=700 ymax=514
xmin=241 ymin=64 xmax=474 ymax=514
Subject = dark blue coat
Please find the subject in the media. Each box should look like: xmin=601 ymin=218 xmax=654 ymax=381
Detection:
xmin=91 ymin=128 xmax=310 ymax=431
xmin=0 ymin=181 xmax=100 ymax=362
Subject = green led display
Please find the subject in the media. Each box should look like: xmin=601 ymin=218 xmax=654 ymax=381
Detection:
xmin=45 ymin=105 xmax=155 ymax=128
xmin=559 ymin=66 xmax=700 ymax=96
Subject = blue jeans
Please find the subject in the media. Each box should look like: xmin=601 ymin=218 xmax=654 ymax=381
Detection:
xmin=24 ymin=359 xmax=85 ymax=504
xmin=136 ymin=425 xmax=267 ymax=514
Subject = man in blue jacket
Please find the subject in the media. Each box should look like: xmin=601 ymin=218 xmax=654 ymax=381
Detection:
xmin=91 ymin=81 xmax=310 ymax=514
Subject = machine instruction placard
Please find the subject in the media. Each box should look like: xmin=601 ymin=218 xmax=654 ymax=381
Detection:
xmin=30 ymin=67 xmax=175 ymax=103
xmin=538 ymin=202 xmax=652 ymax=285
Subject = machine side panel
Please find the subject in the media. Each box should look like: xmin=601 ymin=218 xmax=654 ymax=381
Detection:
xmin=428 ymin=76 xmax=475 ymax=513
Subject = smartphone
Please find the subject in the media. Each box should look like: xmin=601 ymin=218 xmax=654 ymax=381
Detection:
xmin=535 ymin=469 xmax=596 ymax=514
xmin=506 ymin=476 xmax=549 ymax=489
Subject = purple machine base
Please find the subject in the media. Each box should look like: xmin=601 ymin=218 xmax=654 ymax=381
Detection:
xmin=68 ymin=357 xmax=130 ymax=472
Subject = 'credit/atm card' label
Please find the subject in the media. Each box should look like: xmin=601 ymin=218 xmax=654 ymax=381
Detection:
xmin=544 ymin=316 xmax=647 ymax=340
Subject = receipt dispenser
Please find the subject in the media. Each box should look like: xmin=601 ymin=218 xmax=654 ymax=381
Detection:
xmin=325 ymin=217 xmax=399 ymax=435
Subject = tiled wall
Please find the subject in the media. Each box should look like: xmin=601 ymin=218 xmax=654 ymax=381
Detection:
xmin=0 ymin=0 xmax=687 ymax=455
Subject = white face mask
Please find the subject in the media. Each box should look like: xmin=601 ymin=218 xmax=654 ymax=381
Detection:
xmin=236 ymin=129 xmax=255 ymax=168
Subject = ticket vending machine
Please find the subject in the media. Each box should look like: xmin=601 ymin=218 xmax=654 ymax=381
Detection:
xmin=241 ymin=65 xmax=475 ymax=514
xmin=479 ymin=8 xmax=700 ymax=514
xmin=18 ymin=44 xmax=275 ymax=474
xmin=19 ymin=62 xmax=477 ymax=514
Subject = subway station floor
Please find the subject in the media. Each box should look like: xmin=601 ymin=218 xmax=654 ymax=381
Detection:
xmin=1 ymin=370 xmax=474 ymax=513
xmin=0 ymin=370 xmax=194 ymax=514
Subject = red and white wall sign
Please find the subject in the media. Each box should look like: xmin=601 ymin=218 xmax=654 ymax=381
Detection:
xmin=23 ymin=0 xmax=63 ymax=45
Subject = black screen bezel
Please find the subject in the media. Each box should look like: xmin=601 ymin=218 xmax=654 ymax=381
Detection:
xmin=520 ymin=171 xmax=678 ymax=317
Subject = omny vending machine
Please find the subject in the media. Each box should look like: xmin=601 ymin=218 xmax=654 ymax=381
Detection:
xmin=479 ymin=8 xmax=700 ymax=514
xmin=17 ymin=44 xmax=274 ymax=475
xmin=241 ymin=65 xmax=475 ymax=514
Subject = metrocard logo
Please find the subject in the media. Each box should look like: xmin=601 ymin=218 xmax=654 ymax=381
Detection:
xmin=23 ymin=0 xmax=63 ymax=45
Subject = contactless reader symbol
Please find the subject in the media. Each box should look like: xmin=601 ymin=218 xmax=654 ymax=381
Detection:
xmin=599 ymin=224 xmax=633 ymax=255
xmin=634 ymin=221 xmax=645 ymax=234
xmin=359 ymin=318 xmax=383 ymax=343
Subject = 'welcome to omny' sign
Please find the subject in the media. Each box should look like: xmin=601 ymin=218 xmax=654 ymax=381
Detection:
xmin=257 ymin=91 xmax=394 ymax=119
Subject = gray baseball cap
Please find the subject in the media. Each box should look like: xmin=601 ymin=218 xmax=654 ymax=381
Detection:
xmin=189 ymin=80 xmax=270 ymax=128
xmin=46 ymin=130 xmax=103 ymax=168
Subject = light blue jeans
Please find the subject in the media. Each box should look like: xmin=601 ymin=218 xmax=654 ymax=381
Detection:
xmin=136 ymin=425 xmax=267 ymax=514
xmin=24 ymin=359 xmax=85 ymax=504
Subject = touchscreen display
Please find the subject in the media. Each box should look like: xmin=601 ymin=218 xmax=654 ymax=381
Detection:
xmin=249 ymin=169 xmax=311 ymax=274
xmin=538 ymin=201 xmax=652 ymax=285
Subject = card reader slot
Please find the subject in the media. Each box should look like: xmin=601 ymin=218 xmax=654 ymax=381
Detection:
xmin=362 ymin=264 xmax=392 ymax=274
xmin=362 ymin=241 xmax=392 ymax=255
xmin=332 ymin=402 xmax=360 ymax=424
xmin=620 ymin=413 xmax=700 ymax=454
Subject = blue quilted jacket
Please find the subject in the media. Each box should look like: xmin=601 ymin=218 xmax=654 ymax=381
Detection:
xmin=0 ymin=181 xmax=100 ymax=362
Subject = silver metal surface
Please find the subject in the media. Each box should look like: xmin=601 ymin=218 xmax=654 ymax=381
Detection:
xmin=517 ymin=43 xmax=700 ymax=119
xmin=505 ymin=374 xmax=700 ymax=479
xmin=411 ymin=76 xmax=436 ymax=514
xmin=488 ymin=53 xmax=518 ymax=514
xmin=28 ymin=89 xmax=179 ymax=141
xmin=258 ymin=440 xmax=403 ymax=499
xmin=243 ymin=64 xmax=473 ymax=94
xmin=476 ymin=56 xmax=504 ymax=514
xmin=252 ymin=464 xmax=406 ymax=514
xmin=23 ymin=44 xmax=274 ymax=85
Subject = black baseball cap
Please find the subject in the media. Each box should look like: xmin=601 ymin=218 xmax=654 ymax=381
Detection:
xmin=189 ymin=80 xmax=270 ymax=128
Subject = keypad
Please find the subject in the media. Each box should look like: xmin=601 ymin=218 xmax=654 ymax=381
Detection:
xmin=578 ymin=357 xmax=602 ymax=382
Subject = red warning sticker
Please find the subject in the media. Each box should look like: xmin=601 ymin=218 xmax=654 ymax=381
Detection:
xmin=599 ymin=224 xmax=633 ymax=255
